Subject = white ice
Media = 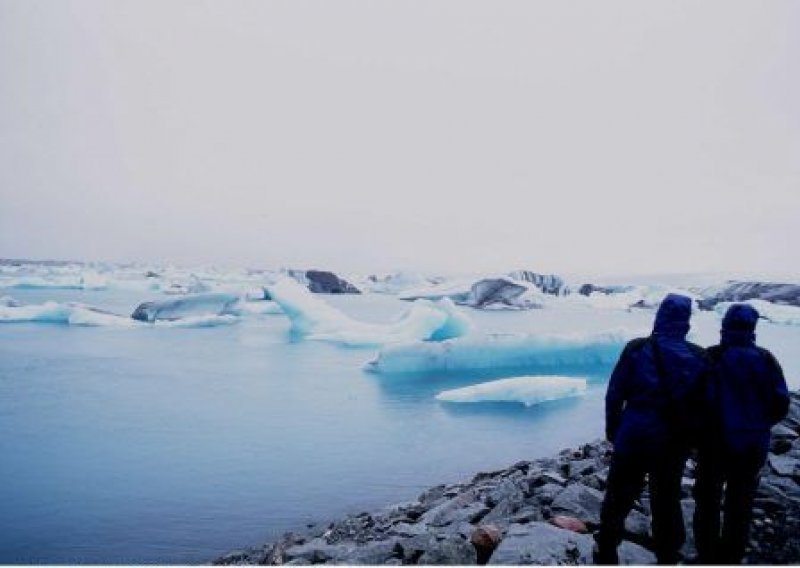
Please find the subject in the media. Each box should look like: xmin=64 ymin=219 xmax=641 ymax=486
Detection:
xmin=715 ymin=299 xmax=800 ymax=326
xmin=0 ymin=298 xmax=241 ymax=328
xmin=365 ymin=328 xmax=640 ymax=374
xmin=131 ymin=292 xmax=240 ymax=322
xmin=267 ymin=277 xmax=473 ymax=346
xmin=435 ymin=376 xmax=588 ymax=406
xmin=566 ymin=285 xmax=700 ymax=311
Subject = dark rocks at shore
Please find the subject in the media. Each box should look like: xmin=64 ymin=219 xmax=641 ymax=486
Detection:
xmin=215 ymin=393 xmax=800 ymax=566
xmin=288 ymin=270 xmax=361 ymax=294
xmin=697 ymin=281 xmax=800 ymax=310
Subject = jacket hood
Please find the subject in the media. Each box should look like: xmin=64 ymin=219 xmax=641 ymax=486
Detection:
xmin=721 ymin=303 xmax=758 ymax=345
xmin=652 ymin=293 xmax=692 ymax=337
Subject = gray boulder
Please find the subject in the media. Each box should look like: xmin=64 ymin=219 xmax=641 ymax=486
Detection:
xmin=619 ymin=540 xmax=657 ymax=565
xmin=550 ymin=483 xmax=605 ymax=526
xmin=488 ymin=522 xmax=594 ymax=565
xmin=418 ymin=535 xmax=477 ymax=565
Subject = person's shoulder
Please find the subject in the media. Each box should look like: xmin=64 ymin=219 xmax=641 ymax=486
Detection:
xmin=685 ymin=341 xmax=708 ymax=358
xmin=622 ymin=337 xmax=650 ymax=355
xmin=755 ymin=345 xmax=782 ymax=368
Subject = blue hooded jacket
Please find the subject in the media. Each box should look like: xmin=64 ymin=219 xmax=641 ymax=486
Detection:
xmin=605 ymin=294 xmax=707 ymax=455
xmin=706 ymin=303 xmax=789 ymax=455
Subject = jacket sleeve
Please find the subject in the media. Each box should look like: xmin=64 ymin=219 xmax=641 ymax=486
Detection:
xmin=763 ymin=349 xmax=790 ymax=425
xmin=606 ymin=341 xmax=636 ymax=442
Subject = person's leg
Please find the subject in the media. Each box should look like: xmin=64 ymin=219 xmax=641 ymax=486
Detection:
xmin=649 ymin=446 xmax=688 ymax=565
xmin=719 ymin=447 xmax=765 ymax=564
xmin=595 ymin=450 xmax=647 ymax=564
xmin=692 ymin=443 xmax=724 ymax=564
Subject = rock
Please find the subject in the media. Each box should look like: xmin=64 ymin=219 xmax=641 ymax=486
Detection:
xmin=623 ymin=509 xmax=651 ymax=546
xmin=509 ymin=506 xmax=544 ymax=525
xmin=568 ymin=458 xmax=597 ymax=479
xmin=550 ymin=483 xmax=605 ymax=527
xmin=619 ymin=540 xmax=657 ymax=565
xmin=289 ymin=269 xmax=361 ymax=294
xmin=471 ymin=524 xmax=503 ymax=565
xmin=507 ymin=270 xmax=568 ymax=295
xmin=283 ymin=538 xmax=352 ymax=563
xmin=697 ymin=281 xmax=800 ymax=309
xmin=486 ymin=478 xmax=526 ymax=506
xmin=398 ymin=534 xmax=438 ymax=564
xmin=533 ymin=482 xmax=565 ymax=505
xmin=772 ymin=424 xmax=799 ymax=454
xmin=419 ymin=491 xmax=490 ymax=527
xmin=550 ymin=515 xmax=588 ymax=534
xmin=349 ymin=539 xmax=402 ymax=564
xmin=418 ymin=535 xmax=477 ymax=565
xmin=534 ymin=470 xmax=568 ymax=487
xmin=388 ymin=522 xmax=429 ymax=538
xmin=488 ymin=522 xmax=594 ymax=565
xmin=769 ymin=454 xmax=800 ymax=478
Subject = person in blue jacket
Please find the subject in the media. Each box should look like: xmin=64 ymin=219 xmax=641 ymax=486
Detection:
xmin=692 ymin=303 xmax=789 ymax=564
xmin=594 ymin=293 xmax=707 ymax=565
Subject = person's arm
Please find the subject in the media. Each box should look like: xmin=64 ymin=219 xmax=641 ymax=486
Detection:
xmin=605 ymin=340 xmax=639 ymax=442
xmin=762 ymin=349 xmax=790 ymax=425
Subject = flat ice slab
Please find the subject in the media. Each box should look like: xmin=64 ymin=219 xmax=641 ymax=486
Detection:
xmin=365 ymin=328 xmax=638 ymax=374
xmin=435 ymin=376 xmax=587 ymax=406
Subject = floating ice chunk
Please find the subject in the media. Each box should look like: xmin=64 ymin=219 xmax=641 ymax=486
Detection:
xmin=0 ymin=301 xmax=137 ymax=326
xmin=228 ymin=300 xmax=284 ymax=316
xmin=131 ymin=292 xmax=239 ymax=322
xmin=365 ymin=329 xmax=640 ymax=374
xmin=0 ymin=296 xmax=21 ymax=307
xmin=714 ymin=299 xmax=800 ymax=326
xmin=154 ymin=314 xmax=239 ymax=328
xmin=267 ymin=277 xmax=472 ymax=346
xmin=435 ymin=376 xmax=587 ymax=406
xmin=567 ymin=285 xmax=698 ymax=311
xmin=0 ymin=275 xmax=106 ymax=290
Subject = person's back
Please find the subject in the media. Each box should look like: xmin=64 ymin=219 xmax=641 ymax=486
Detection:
xmin=595 ymin=293 xmax=707 ymax=564
xmin=693 ymin=303 xmax=789 ymax=564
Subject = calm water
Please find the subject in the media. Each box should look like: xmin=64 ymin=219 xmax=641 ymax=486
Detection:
xmin=1 ymin=288 xmax=798 ymax=563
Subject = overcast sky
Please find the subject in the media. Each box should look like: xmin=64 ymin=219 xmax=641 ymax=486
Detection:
xmin=1 ymin=1 xmax=798 ymax=277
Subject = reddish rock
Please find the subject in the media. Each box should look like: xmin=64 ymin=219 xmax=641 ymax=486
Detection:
xmin=471 ymin=524 xmax=503 ymax=564
xmin=550 ymin=515 xmax=589 ymax=534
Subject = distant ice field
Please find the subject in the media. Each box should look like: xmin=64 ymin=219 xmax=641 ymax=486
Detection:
xmin=1 ymin=283 xmax=798 ymax=563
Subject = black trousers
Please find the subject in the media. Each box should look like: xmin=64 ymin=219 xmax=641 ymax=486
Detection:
xmin=595 ymin=444 xmax=688 ymax=565
xmin=692 ymin=442 xmax=766 ymax=564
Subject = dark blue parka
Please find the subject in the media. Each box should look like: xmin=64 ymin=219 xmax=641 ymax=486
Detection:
xmin=706 ymin=303 xmax=789 ymax=456
xmin=605 ymin=294 xmax=707 ymax=455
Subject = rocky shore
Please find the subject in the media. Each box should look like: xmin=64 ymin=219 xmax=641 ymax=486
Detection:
xmin=215 ymin=392 xmax=800 ymax=565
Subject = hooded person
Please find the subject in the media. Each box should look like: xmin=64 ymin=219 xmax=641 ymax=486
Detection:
xmin=692 ymin=303 xmax=789 ymax=564
xmin=594 ymin=293 xmax=707 ymax=565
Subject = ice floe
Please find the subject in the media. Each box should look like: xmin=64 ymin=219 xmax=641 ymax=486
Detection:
xmin=435 ymin=376 xmax=587 ymax=406
xmin=267 ymin=277 xmax=472 ymax=346
xmin=365 ymin=329 xmax=640 ymax=374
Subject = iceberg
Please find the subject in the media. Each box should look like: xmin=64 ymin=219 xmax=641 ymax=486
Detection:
xmin=435 ymin=376 xmax=587 ymax=406
xmin=0 ymin=299 xmax=239 ymax=328
xmin=0 ymin=301 xmax=137 ymax=327
xmin=131 ymin=292 xmax=239 ymax=322
xmin=365 ymin=328 xmax=639 ymax=374
xmin=266 ymin=277 xmax=472 ymax=346
xmin=714 ymin=299 xmax=800 ymax=326
xmin=698 ymin=281 xmax=800 ymax=310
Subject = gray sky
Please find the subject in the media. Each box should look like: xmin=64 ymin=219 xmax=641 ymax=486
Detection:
xmin=1 ymin=0 xmax=798 ymax=277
